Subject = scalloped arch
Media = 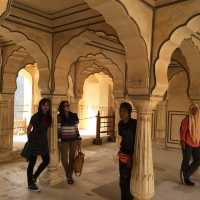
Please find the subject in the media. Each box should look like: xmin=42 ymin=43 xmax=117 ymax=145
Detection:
xmin=0 ymin=26 xmax=50 ymax=94
xmin=54 ymin=30 xmax=125 ymax=96
xmin=84 ymin=0 xmax=149 ymax=94
xmin=153 ymin=15 xmax=200 ymax=97
xmin=71 ymin=53 xmax=124 ymax=98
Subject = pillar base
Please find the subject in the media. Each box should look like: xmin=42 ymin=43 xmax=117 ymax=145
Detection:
xmin=39 ymin=166 xmax=64 ymax=186
xmin=93 ymin=138 xmax=102 ymax=145
xmin=0 ymin=134 xmax=13 ymax=151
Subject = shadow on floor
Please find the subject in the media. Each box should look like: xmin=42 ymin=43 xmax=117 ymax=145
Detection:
xmin=92 ymin=180 xmax=120 ymax=200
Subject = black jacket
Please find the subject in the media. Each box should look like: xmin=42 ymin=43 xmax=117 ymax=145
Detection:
xmin=118 ymin=118 xmax=137 ymax=156
xmin=28 ymin=113 xmax=51 ymax=155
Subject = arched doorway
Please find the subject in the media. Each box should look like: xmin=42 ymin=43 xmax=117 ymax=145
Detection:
xmin=79 ymin=72 xmax=114 ymax=137
xmin=13 ymin=69 xmax=32 ymax=150
xmin=165 ymin=70 xmax=190 ymax=148
xmin=13 ymin=65 xmax=40 ymax=150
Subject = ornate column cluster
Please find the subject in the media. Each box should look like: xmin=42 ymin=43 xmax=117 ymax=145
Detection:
xmin=130 ymin=98 xmax=160 ymax=200
xmin=40 ymin=95 xmax=66 ymax=185
xmin=0 ymin=93 xmax=14 ymax=151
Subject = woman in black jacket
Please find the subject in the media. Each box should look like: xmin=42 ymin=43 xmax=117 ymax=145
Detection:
xmin=27 ymin=98 xmax=52 ymax=192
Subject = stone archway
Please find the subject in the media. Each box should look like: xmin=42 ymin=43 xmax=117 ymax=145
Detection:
xmin=179 ymin=39 xmax=200 ymax=98
xmin=84 ymin=0 xmax=149 ymax=94
xmin=153 ymin=15 xmax=200 ymax=97
xmin=54 ymin=30 xmax=125 ymax=96
xmin=0 ymin=26 xmax=50 ymax=94
xmin=1 ymin=47 xmax=35 ymax=94
xmin=0 ymin=0 xmax=12 ymax=18
xmin=72 ymin=53 xmax=124 ymax=99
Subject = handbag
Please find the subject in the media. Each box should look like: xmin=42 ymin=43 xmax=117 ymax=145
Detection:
xmin=21 ymin=142 xmax=32 ymax=161
xmin=73 ymin=142 xmax=85 ymax=177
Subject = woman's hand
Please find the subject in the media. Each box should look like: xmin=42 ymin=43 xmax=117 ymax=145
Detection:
xmin=27 ymin=123 xmax=33 ymax=134
xmin=118 ymin=152 xmax=132 ymax=167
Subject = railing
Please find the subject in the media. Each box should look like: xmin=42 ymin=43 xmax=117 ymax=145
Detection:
xmin=93 ymin=111 xmax=115 ymax=145
xmin=13 ymin=119 xmax=27 ymax=135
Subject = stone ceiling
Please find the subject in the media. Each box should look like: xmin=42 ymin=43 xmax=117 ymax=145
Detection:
xmin=14 ymin=0 xmax=186 ymax=14
xmin=142 ymin=0 xmax=184 ymax=7
xmin=14 ymin=0 xmax=85 ymax=14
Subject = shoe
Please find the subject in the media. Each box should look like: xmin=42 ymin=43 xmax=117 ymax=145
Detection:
xmin=184 ymin=178 xmax=195 ymax=186
xmin=68 ymin=178 xmax=74 ymax=185
xmin=28 ymin=183 xmax=40 ymax=192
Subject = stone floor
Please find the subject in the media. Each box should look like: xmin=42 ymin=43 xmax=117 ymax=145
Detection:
xmin=0 ymin=143 xmax=200 ymax=200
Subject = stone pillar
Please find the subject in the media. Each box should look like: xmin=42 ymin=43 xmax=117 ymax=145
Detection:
xmin=131 ymin=98 xmax=159 ymax=200
xmin=191 ymin=99 xmax=200 ymax=107
xmin=71 ymin=97 xmax=81 ymax=113
xmin=114 ymin=98 xmax=124 ymax=146
xmin=0 ymin=93 xmax=14 ymax=151
xmin=155 ymin=100 xmax=167 ymax=145
xmin=40 ymin=95 xmax=66 ymax=185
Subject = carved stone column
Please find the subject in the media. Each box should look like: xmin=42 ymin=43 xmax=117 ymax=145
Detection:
xmin=70 ymin=97 xmax=81 ymax=113
xmin=40 ymin=95 xmax=66 ymax=185
xmin=130 ymin=98 xmax=160 ymax=200
xmin=114 ymin=98 xmax=124 ymax=146
xmin=0 ymin=93 xmax=14 ymax=151
xmin=155 ymin=100 xmax=167 ymax=145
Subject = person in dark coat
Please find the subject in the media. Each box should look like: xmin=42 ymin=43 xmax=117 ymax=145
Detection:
xmin=58 ymin=101 xmax=81 ymax=185
xmin=118 ymin=102 xmax=137 ymax=200
xmin=27 ymin=98 xmax=52 ymax=192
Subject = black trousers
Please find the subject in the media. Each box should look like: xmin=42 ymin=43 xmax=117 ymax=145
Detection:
xmin=119 ymin=161 xmax=133 ymax=200
xmin=181 ymin=145 xmax=200 ymax=179
xmin=27 ymin=154 xmax=50 ymax=186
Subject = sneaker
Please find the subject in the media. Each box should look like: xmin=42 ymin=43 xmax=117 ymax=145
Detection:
xmin=67 ymin=178 xmax=74 ymax=185
xmin=28 ymin=183 xmax=40 ymax=192
xmin=184 ymin=178 xmax=195 ymax=186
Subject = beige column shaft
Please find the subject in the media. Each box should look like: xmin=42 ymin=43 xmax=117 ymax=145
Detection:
xmin=0 ymin=93 xmax=14 ymax=151
xmin=71 ymin=97 xmax=81 ymax=113
xmin=40 ymin=95 xmax=66 ymax=185
xmin=114 ymin=98 xmax=124 ymax=146
xmin=131 ymin=99 xmax=159 ymax=200
xmin=155 ymin=100 xmax=167 ymax=144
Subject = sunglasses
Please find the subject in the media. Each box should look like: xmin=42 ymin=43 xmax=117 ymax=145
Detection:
xmin=64 ymin=104 xmax=70 ymax=107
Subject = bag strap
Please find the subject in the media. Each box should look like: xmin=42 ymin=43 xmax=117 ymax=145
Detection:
xmin=75 ymin=142 xmax=82 ymax=156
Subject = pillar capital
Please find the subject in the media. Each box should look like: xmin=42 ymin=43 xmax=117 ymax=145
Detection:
xmin=190 ymin=98 xmax=200 ymax=107
xmin=128 ymin=96 xmax=162 ymax=112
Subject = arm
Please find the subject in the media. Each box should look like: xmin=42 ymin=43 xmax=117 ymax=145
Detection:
xmin=74 ymin=113 xmax=79 ymax=124
xmin=74 ymin=113 xmax=81 ymax=139
xmin=27 ymin=123 xmax=33 ymax=134
xmin=130 ymin=120 xmax=137 ymax=156
xmin=57 ymin=115 xmax=61 ymax=139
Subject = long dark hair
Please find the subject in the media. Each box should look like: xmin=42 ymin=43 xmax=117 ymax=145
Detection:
xmin=59 ymin=100 xmax=69 ymax=113
xmin=38 ymin=98 xmax=52 ymax=126
xmin=120 ymin=102 xmax=132 ymax=117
